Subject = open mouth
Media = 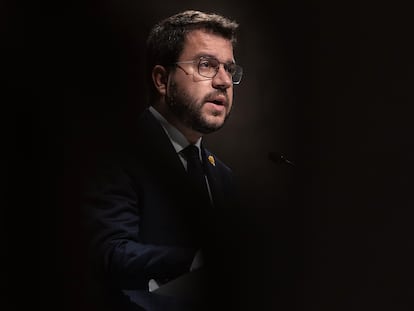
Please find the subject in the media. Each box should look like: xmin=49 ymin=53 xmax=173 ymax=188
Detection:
xmin=206 ymin=95 xmax=227 ymax=107
xmin=210 ymin=99 xmax=224 ymax=106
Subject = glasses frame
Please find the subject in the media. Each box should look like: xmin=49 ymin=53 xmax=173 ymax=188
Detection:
xmin=174 ymin=56 xmax=243 ymax=85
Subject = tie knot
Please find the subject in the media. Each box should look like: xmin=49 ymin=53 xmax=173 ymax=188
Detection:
xmin=182 ymin=145 xmax=200 ymax=161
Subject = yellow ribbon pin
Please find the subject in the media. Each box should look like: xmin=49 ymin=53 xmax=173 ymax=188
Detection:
xmin=208 ymin=155 xmax=215 ymax=166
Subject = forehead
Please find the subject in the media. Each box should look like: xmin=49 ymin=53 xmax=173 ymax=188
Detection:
xmin=180 ymin=29 xmax=234 ymax=62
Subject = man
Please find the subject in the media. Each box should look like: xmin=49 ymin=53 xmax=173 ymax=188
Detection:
xmin=82 ymin=10 xmax=243 ymax=311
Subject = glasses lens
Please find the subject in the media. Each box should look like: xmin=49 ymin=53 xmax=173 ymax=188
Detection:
xmin=222 ymin=63 xmax=243 ymax=84
xmin=197 ymin=57 xmax=243 ymax=84
xmin=232 ymin=65 xmax=243 ymax=84
xmin=198 ymin=57 xmax=219 ymax=78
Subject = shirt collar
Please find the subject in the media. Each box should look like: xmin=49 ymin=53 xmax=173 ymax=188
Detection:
xmin=149 ymin=106 xmax=202 ymax=155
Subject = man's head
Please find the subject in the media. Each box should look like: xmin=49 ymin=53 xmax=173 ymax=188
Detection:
xmin=146 ymin=10 xmax=241 ymax=143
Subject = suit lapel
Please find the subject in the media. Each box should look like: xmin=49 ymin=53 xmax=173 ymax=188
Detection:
xmin=201 ymin=146 xmax=225 ymax=209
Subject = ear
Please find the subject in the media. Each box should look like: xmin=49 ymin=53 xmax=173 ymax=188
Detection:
xmin=152 ymin=65 xmax=169 ymax=96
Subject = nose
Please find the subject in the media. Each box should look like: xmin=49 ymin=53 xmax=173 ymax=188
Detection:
xmin=212 ymin=64 xmax=232 ymax=89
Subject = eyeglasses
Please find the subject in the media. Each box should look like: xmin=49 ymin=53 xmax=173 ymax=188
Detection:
xmin=174 ymin=56 xmax=243 ymax=85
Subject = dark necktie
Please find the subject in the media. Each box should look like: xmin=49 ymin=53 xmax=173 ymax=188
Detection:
xmin=182 ymin=145 xmax=211 ymax=205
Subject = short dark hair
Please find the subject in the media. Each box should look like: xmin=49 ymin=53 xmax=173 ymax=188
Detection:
xmin=145 ymin=10 xmax=239 ymax=102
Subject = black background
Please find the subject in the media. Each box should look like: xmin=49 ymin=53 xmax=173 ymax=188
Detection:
xmin=4 ymin=1 xmax=414 ymax=310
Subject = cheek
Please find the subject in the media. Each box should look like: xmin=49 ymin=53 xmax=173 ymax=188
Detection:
xmin=189 ymin=86 xmax=208 ymax=104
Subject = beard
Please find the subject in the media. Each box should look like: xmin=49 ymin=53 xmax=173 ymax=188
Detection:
xmin=166 ymin=80 xmax=231 ymax=134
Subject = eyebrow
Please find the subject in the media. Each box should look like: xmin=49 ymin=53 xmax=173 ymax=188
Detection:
xmin=193 ymin=53 xmax=236 ymax=64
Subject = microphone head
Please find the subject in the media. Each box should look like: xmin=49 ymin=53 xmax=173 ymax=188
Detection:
xmin=268 ymin=152 xmax=295 ymax=167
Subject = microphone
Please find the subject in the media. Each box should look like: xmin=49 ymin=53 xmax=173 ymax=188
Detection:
xmin=268 ymin=152 xmax=295 ymax=167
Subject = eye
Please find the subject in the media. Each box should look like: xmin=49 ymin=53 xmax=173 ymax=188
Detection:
xmin=199 ymin=59 xmax=213 ymax=69
xmin=225 ymin=63 xmax=236 ymax=74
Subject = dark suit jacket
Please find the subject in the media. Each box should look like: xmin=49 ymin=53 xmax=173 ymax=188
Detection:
xmin=81 ymin=108 xmax=236 ymax=311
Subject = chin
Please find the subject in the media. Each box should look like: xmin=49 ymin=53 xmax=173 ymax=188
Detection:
xmin=193 ymin=115 xmax=224 ymax=134
xmin=207 ymin=113 xmax=226 ymax=125
xmin=206 ymin=119 xmax=226 ymax=132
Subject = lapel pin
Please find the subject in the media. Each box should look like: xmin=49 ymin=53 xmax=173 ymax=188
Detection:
xmin=208 ymin=155 xmax=215 ymax=166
